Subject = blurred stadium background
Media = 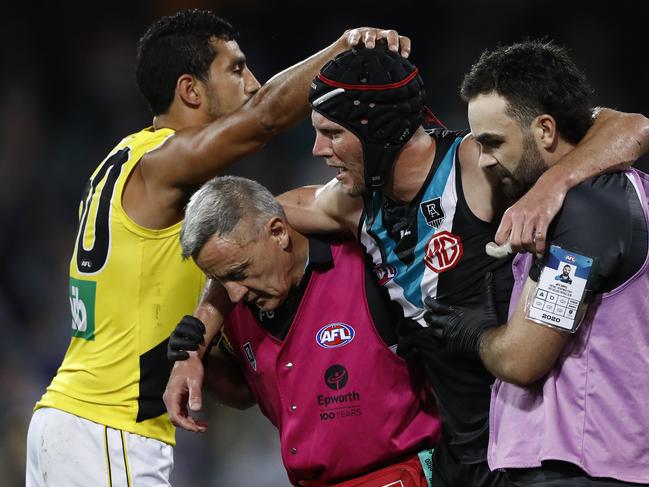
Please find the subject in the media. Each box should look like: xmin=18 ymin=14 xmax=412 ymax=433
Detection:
xmin=1 ymin=1 xmax=647 ymax=485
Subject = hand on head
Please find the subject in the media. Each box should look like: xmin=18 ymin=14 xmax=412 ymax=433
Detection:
xmin=343 ymin=27 xmax=411 ymax=57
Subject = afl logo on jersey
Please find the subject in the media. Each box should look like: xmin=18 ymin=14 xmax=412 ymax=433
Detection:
xmin=424 ymin=231 xmax=464 ymax=273
xmin=373 ymin=264 xmax=397 ymax=286
xmin=316 ymin=323 xmax=355 ymax=349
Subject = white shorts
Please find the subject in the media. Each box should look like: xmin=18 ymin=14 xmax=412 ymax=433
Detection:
xmin=26 ymin=407 xmax=174 ymax=487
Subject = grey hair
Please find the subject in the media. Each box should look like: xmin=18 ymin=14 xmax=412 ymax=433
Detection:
xmin=181 ymin=176 xmax=286 ymax=260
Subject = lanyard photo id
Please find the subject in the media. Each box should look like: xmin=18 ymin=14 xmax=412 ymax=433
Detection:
xmin=525 ymin=245 xmax=594 ymax=333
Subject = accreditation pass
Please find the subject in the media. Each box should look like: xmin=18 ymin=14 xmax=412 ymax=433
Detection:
xmin=526 ymin=245 xmax=593 ymax=333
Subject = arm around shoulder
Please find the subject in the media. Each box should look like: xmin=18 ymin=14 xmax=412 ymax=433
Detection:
xmin=558 ymin=108 xmax=649 ymax=189
xmin=278 ymin=178 xmax=363 ymax=235
xmin=495 ymin=108 xmax=649 ymax=255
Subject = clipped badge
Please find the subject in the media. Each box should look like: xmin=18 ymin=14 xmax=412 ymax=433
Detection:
xmin=525 ymin=245 xmax=594 ymax=333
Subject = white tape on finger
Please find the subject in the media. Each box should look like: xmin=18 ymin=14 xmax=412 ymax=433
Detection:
xmin=485 ymin=241 xmax=512 ymax=259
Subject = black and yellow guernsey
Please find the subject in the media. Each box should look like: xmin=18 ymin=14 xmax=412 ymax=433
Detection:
xmin=36 ymin=127 xmax=206 ymax=445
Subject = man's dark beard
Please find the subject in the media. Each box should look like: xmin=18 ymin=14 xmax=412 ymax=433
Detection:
xmin=504 ymin=132 xmax=547 ymax=200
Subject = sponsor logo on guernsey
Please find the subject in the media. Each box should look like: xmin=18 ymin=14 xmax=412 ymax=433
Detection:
xmin=243 ymin=342 xmax=257 ymax=371
xmin=424 ymin=231 xmax=464 ymax=272
xmin=69 ymin=278 xmax=96 ymax=340
xmin=373 ymin=264 xmax=397 ymax=286
xmin=317 ymin=390 xmax=360 ymax=407
xmin=420 ymin=197 xmax=446 ymax=228
xmin=316 ymin=323 xmax=355 ymax=349
xmin=324 ymin=364 xmax=349 ymax=390
xmin=318 ymin=364 xmax=362 ymax=420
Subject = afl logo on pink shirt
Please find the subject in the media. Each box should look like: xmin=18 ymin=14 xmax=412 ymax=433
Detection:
xmin=316 ymin=323 xmax=355 ymax=349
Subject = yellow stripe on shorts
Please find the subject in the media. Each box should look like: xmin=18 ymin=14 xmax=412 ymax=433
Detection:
xmin=104 ymin=426 xmax=113 ymax=486
xmin=120 ymin=430 xmax=132 ymax=487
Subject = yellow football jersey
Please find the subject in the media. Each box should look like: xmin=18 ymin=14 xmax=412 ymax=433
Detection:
xmin=36 ymin=127 xmax=206 ymax=445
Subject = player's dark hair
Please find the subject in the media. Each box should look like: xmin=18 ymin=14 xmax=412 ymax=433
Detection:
xmin=135 ymin=9 xmax=237 ymax=115
xmin=460 ymin=40 xmax=593 ymax=144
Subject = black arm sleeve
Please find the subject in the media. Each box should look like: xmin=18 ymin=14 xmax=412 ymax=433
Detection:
xmin=529 ymin=172 xmax=648 ymax=294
